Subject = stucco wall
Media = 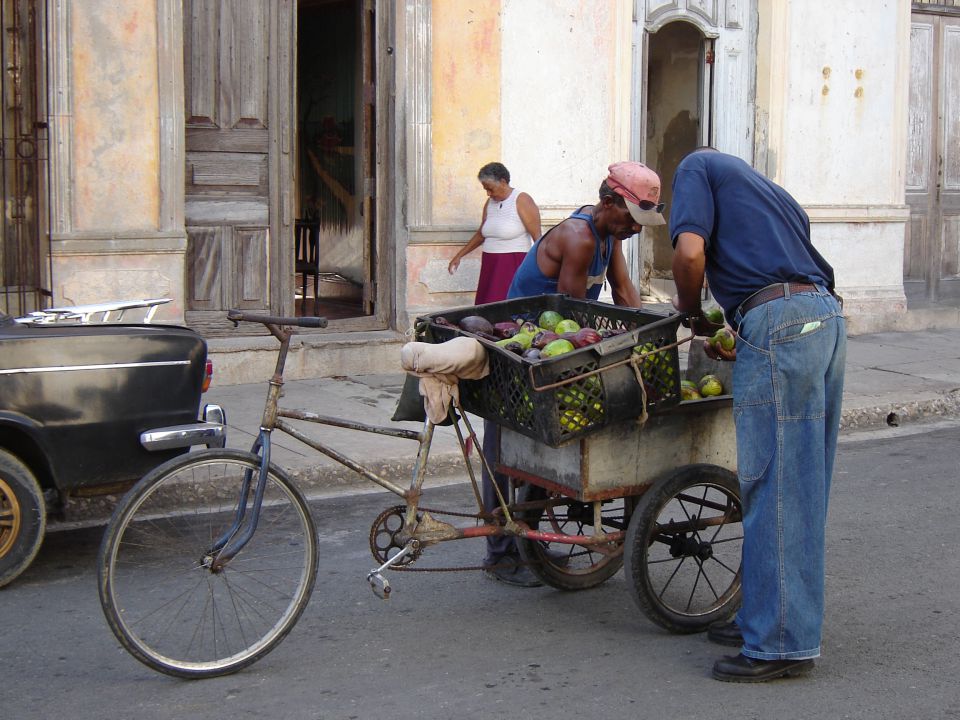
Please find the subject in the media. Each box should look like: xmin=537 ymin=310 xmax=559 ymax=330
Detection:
xmin=430 ymin=1 xmax=502 ymax=226
xmin=754 ymin=0 xmax=912 ymax=324
xmin=71 ymin=0 xmax=160 ymax=231
xmin=501 ymin=0 xmax=628 ymax=217
xmin=777 ymin=1 xmax=903 ymax=205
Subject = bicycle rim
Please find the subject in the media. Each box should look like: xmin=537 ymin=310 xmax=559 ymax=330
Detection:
xmin=99 ymin=450 xmax=317 ymax=678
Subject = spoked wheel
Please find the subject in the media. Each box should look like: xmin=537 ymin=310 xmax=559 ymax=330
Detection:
xmin=624 ymin=464 xmax=742 ymax=633
xmin=514 ymin=483 xmax=626 ymax=590
xmin=98 ymin=449 xmax=318 ymax=679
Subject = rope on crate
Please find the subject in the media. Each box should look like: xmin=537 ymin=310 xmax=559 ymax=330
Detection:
xmin=526 ymin=333 xmax=696 ymax=393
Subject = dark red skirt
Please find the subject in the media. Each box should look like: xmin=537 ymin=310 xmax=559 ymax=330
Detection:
xmin=475 ymin=251 xmax=528 ymax=304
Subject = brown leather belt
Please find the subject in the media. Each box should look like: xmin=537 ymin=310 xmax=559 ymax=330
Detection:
xmin=738 ymin=282 xmax=819 ymax=316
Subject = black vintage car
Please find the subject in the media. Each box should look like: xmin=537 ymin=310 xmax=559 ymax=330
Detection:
xmin=0 ymin=304 xmax=225 ymax=587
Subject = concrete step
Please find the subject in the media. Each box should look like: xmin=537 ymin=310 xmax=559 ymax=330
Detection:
xmin=207 ymin=329 xmax=409 ymax=385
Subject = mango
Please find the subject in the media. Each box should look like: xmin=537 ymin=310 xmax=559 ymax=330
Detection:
xmin=554 ymin=319 xmax=581 ymax=334
xmin=538 ymin=310 xmax=564 ymax=332
xmin=710 ymin=328 xmax=736 ymax=351
xmin=699 ymin=374 xmax=724 ymax=397
xmin=704 ymin=307 xmax=724 ymax=325
xmin=541 ymin=339 xmax=575 ymax=357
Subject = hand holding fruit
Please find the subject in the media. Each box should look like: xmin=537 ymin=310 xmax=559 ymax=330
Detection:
xmin=672 ymin=295 xmax=724 ymax=337
xmin=704 ymin=326 xmax=737 ymax=362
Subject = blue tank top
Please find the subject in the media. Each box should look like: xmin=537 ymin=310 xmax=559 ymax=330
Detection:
xmin=507 ymin=208 xmax=613 ymax=300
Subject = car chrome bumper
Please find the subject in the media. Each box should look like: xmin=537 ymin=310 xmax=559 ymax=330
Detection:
xmin=140 ymin=404 xmax=227 ymax=451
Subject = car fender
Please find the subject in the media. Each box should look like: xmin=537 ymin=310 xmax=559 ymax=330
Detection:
xmin=0 ymin=411 xmax=58 ymax=490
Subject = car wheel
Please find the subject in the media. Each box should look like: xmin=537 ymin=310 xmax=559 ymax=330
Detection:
xmin=0 ymin=449 xmax=46 ymax=588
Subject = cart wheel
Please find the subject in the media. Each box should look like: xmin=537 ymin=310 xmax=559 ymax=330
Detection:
xmin=624 ymin=464 xmax=742 ymax=633
xmin=514 ymin=484 xmax=625 ymax=590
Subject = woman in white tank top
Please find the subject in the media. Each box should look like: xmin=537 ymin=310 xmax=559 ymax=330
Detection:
xmin=448 ymin=162 xmax=541 ymax=304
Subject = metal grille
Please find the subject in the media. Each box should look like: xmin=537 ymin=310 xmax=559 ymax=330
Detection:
xmin=1 ymin=0 xmax=49 ymax=317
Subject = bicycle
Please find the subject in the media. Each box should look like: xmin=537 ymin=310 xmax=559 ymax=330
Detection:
xmin=98 ymin=309 xmax=743 ymax=679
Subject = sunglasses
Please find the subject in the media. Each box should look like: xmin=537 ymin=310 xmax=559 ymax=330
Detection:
xmin=634 ymin=200 xmax=665 ymax=213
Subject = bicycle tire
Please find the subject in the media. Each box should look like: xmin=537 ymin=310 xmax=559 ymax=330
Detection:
xmin=98 ymin=449 xmax=318 ymax=679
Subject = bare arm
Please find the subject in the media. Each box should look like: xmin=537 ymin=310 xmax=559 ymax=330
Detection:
xmin=607 ymin=240 xmax=643 ymax=307
xmin=448 ymin=202 xmax=489 ymax=274
xmin=673 ymin=231 xmax=733 ymax=358
xmin=551 ymin=227 xmax=594 ymax=298
xmin=516 ymin=192 xmax=542 ymax=242
xmin=672 ymin=232 xmax=707 ymax=314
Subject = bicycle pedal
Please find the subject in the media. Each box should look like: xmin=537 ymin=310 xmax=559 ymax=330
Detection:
xmin=366 ymin=570 xmax=392 ymax=599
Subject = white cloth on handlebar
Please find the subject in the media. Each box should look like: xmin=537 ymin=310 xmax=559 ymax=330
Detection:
xmin=400 ymin=338 xmax=490 ymax=423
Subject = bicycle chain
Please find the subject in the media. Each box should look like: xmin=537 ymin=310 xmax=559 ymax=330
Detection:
xmin=367 ymin=504 xmax=532 ymax=573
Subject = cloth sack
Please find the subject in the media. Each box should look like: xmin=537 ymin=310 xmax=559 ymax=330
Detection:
xmin=398 ymin=337 xmax=489 ymax=424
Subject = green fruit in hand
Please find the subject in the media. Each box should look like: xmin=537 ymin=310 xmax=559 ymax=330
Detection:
xmin=704 ymin=307 xmax=724 ymax=325
xmin=554 ymin=319 xmax=581 ymax=334
xmin=541 ymin=339 xmax=575 ymax=357
xmin=698 ymin=374 xmax=724 ymax=397
xmin=710 ymin=328 xmax=736 ymax=351
xmin=538 ymin=310 xmax=564 ymax=332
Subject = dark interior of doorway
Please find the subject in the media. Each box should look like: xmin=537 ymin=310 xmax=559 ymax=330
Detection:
xmin=296 ymin=0 xmax=367 ymax=319
xmin=646 ymin=21 xmax=705 ymax=277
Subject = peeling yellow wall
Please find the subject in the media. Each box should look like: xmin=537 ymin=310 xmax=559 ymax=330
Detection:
xmin=431 ymin=1 xmax=502 ymax=226
xmin=72 ymin=0 xmax=160 ymax=231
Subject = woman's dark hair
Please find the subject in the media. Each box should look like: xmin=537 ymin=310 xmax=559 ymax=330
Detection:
xmin=478 ymin=162 xmax=510 ymax=184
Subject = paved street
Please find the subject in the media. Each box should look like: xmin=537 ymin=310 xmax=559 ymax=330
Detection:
xmin=3 ymin=419 xmax=960 ymax=719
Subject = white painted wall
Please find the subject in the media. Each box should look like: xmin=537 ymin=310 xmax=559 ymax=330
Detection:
xmin=500 ymin=0 xmax=631 ymax=220
xmin=768 ymin=0 xmax=911 ymax=321
xmin=778 ymin=0 xmax=904 ymax=205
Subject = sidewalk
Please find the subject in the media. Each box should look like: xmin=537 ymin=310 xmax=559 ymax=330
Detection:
xmin=200 ymin=327 xmax=960 ymax=497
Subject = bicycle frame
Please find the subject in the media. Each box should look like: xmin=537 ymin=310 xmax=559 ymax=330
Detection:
xmin=215 ymin=312 xmax=627 ymax=572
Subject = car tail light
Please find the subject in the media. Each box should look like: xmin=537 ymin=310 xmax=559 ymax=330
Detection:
xmin=202 ymin=359 xmax=213 ymax=393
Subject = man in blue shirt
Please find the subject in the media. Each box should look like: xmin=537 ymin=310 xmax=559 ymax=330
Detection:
xmin=670 ymin=149 xmax=846 ymax=682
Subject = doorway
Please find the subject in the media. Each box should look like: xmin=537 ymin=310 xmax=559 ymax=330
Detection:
xmin=905 ymin=12 xmax=960 ymax=307
xmin=644 ymin=21 xmax=709 ymax=284
xmin=295 ymin=0 xmax=374 ymax=320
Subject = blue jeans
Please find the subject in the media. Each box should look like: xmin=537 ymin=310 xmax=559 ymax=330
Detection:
xmin=731 ymin=287 xmax=845 ymax=660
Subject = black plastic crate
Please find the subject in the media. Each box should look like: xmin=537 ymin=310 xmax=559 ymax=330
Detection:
xmin=414 ymin=294 xmax=682 ymax=447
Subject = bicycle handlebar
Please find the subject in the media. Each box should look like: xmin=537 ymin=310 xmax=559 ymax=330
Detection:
xmin=227 ymin=309 xmax=328 ymax=329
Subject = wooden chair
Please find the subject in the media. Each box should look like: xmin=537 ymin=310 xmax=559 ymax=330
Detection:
xmin=295 ymin=219 xmax=321 ymax=312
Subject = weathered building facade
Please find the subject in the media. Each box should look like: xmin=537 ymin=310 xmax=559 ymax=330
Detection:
xmin=1 ymin=0 xmax=956 ymax=383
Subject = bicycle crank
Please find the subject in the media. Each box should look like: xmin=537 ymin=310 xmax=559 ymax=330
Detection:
xmin=369 ymin=505 xmax=424 ymax=566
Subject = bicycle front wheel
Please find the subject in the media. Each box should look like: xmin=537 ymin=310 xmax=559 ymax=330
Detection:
xmin=98 ymin=449 xmax=318 ymax=679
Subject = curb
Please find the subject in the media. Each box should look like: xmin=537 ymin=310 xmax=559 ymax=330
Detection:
xmin=839 ymin=389 xmax=960 ymax=432
xmin=58 ymin=391 xmax=960 ymax=529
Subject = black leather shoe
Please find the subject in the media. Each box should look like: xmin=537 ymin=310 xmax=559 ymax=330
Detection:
xmin=483 ymin=555 xmax=543 ymax=588
xmin=707 ymin=620 xmax=743 ymax=647
xmin=712 ymin=653 xmax=815 ymax=683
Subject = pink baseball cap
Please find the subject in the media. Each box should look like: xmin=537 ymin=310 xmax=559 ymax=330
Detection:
xmin=605 ymin=161 xmax=666 ymax=226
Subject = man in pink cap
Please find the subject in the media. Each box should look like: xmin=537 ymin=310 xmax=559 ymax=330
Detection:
xmin=506 ymin=161 xmax=664 ymax=304
xmin=482 ymin=162 xmax=664 ymax=588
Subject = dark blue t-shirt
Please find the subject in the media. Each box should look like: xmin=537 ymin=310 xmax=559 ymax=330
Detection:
xmin=669 ymin=151 xmax=834 ymax=319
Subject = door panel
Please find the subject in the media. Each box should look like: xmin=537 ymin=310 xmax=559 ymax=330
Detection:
xmin=906 ymin=14 xmax=960 ymax=304
xmin=183 ymin=0 xmax=275 ymax=333
xmin=941 ymin=21 xmax=960 ymax=297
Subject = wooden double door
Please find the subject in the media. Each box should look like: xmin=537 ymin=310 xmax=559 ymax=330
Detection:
xmin=183 ymin=0 xmax=380 ymax=334
xmin=906 ymin=12 xmax=960 ymax=306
